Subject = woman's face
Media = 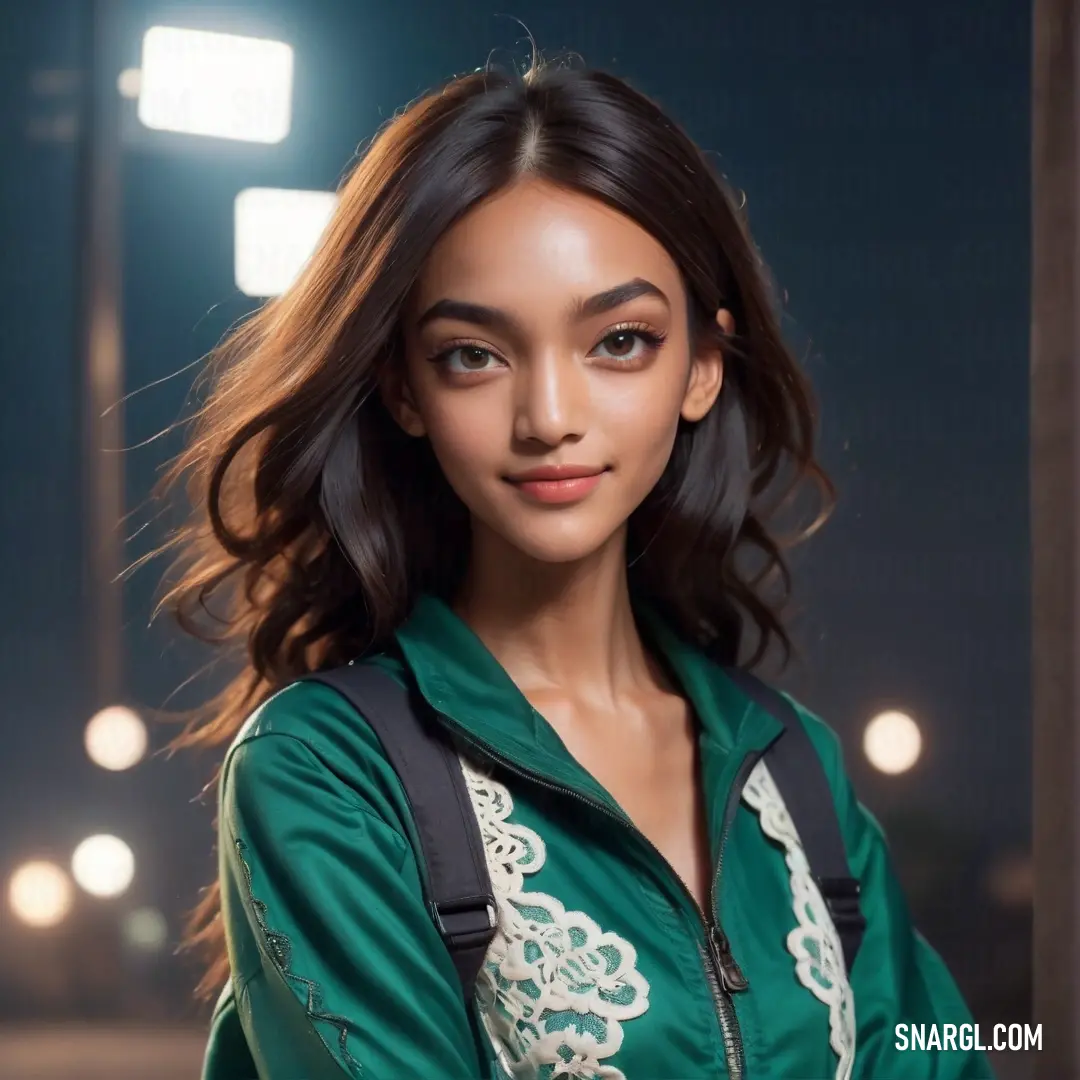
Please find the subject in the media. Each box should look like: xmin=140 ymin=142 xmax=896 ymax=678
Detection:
xmin=391 ymin=178 xmax=727 ymax=566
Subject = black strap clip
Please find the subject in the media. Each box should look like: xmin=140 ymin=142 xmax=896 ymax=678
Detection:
xmin=430 ymin=893 xmax=498 ymax=948
xmin=817 ymin=876 xmax=867 ymax=966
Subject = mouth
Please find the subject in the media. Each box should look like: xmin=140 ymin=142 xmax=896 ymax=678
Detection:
xmin=503 ymin=464 xmax=611 ymax=505
xmin=506 ymin=464 xmax=608 ymax=483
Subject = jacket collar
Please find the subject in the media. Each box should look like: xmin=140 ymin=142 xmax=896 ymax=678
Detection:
xmin=393 ymin=593 xmax=783 ymax=810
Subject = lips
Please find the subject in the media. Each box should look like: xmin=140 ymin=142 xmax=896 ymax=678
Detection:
xmin=503 ymin=465 xmax=610 ymax=505
xmin=505 ymin=464 xmax=608 ymax=483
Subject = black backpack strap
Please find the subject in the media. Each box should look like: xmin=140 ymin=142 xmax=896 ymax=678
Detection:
xmin=723 ymin=667 xmax=867 ymax=974
xmin=305 ymin=663 xmax=497 ymax=1003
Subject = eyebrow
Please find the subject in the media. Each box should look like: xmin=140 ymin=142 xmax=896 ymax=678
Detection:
xmin=414 ymin=277 xmax=670 ymax=336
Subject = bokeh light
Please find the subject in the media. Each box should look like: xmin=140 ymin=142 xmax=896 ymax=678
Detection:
xmin=863 ymin=710 xmax=923 ymax=774
xmin=8 ymin=860 xmax=74 ymax=928
xmin=71 ymin=834 xmax=135 ymax=898
xmin=116 ymin=67 xmax=141 ymax=99
xmin=84 ymin=705 xmax=148 ymax=771
xmin=122 ymin=906 xmax=169 ymax=952
xmin=987 ymin=851 xmax=1034 ymax=907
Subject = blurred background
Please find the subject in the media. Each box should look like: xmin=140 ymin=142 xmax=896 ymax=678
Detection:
xmin=0 ymin=0 xmax=1033 ymax=1077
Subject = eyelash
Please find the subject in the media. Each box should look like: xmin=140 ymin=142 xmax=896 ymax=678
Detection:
xmin=428 ymin=322 xmax=669 ymax=371
xmin=599 ymin=322 xmax=668 ymax=359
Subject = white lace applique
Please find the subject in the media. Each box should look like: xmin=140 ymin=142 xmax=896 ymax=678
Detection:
xmin=459 ymin=757 xmax=650 ymax=1080
xmin=742 ymin=759 xmax=856 ymax=1080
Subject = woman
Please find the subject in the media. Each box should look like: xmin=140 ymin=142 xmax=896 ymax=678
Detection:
xmin=170 ymin=57 xmax=993 ymax=1080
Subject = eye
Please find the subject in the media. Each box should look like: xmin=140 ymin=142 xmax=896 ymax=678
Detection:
xmin=591 ymin=327 xmax=667 ymax=363
xmin=435 ymin=345 xmax=504 ymax=374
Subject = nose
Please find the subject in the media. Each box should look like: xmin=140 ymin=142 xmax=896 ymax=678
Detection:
xmin=512 ymin=348 xmax=589 ymax=447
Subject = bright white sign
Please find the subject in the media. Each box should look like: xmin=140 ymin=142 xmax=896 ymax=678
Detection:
xmin=234 ymin=187 xmax=339 ymax=297
xmin=137 ymin=26 xmax=294 ymax=144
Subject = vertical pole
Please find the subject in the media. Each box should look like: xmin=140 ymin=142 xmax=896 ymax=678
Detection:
xmin=1032 ymin=0 xmax=1080 ymax=1074
xmin=77 ymin=0 xmax=124 ymax=710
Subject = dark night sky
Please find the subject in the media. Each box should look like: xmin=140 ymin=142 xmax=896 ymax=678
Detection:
xmin=0 ymin=0 xmax=1030 ymax=1020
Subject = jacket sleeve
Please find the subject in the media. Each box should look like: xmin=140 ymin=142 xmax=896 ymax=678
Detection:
xmin=798 ymin=708 xmax=997 ymax=1080
xmin=219 ymin=722 xmax=487 ymax=1080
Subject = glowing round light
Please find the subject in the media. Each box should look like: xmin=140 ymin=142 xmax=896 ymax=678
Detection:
xmin=116 ymin=68 xmax=142 ymax=99
xmin=122 ymin=907 xmax=169 ymax=952
xmin=84 ymin=705 xmax=148 ymax=771
xmin=987 ymin=852 xmax=1033 ymax=907
xmin=8 ymin=860 xmax=74 ymax=928
xmin=71 ymin=834 xmax=135 ymax=898
xmin=863 ymin=710 xmax=922 ymax=775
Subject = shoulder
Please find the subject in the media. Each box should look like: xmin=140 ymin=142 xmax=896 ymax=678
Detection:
xmin=228 ymin=653 xmax=408 ymax=762
xmin=715 ymin=663 xmax=859 ymax=811
xmin=220 ymin=656 xmax=413 ymax=835
xmin=778 ymin=691 xmax=847 ymax=782
xmin=711 ymin=659 xmax=848 ymax=780
xmin=772 ymin=687 xmax=889 ymax=846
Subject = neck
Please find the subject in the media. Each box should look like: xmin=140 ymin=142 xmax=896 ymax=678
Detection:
xmin=453 ymin=524 xmax=655 ymax=708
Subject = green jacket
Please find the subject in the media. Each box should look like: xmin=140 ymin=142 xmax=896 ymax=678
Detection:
xmin=202 ymin=594 xmax=994 ymax=1080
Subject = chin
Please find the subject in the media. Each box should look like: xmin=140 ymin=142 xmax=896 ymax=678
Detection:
xmin=501 ymin=516 xmax=623 ymax=566
xmin=515 ymin=539 xmax=606 ymax=565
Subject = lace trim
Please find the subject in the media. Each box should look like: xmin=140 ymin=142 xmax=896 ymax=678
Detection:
xmin=741 ymin=760 xmax=856 ymax=1080
xmin=459 ymin=759 xmax=651 ymax=1080
xmin=233 ymin=839 xmax=363 ymax=1077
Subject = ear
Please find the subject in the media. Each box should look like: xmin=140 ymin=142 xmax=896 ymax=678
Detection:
xmin=378 ymin=359 xmax=427 ymax=437
xmin=681 ymin=308 xmax=733 ymax=422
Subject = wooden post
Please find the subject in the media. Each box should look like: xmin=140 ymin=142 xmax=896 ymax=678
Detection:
xmin=1032 ymin=0 xmax=1080 ymax=1074
xmin=77 ymin=0 xmax=124 ymax=709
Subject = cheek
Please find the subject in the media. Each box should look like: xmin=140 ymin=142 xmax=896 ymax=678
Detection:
xmin=416 ymin=390 xmax=503 ymax=485
xmin=600 ymin=370 xmax=686 ymax=465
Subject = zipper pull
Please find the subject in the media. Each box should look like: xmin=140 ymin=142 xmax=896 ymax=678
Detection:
xmin=709 ymin=925 xmax=749 ymax=993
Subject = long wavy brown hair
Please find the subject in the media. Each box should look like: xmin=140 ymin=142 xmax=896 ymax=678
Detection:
xmin=162 ymin=57 xmax=834 ymax=1000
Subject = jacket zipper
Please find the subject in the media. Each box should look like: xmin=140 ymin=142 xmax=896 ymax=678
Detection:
xmin=441 ymin=717 xmax=764 ymax=1079
xmin=701 ymin=748 xmax=767 ymax=1079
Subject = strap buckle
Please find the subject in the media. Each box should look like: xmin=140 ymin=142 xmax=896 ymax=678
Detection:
xmin=817 ymin=876 xmax=867 ymax=934
xmin=430 ymin=893 xmax=498 ymax=946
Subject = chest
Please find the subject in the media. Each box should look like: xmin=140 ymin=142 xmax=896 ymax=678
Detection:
xmin=539 ymin=698 xmax=715 ymax=913
xmin=461 ymin=755 xmax=850 ymax=1080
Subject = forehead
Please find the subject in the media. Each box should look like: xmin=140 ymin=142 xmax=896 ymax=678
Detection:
xmin=409 ymin=178 xmax=683 ymax=311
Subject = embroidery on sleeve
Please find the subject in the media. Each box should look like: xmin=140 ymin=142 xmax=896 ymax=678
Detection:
xmin=233 ymin=838 xmax=364 ymax=1078
xmin=459 ymin=759 xmax=651 ymax=1080
xmin=741 ymin=760 xmax=856 ymax=1080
